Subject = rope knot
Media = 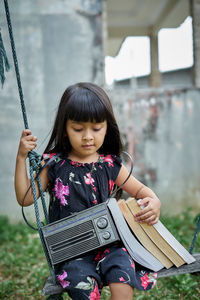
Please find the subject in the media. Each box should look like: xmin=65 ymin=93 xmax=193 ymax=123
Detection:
xmin=29 ymin=150 xmax=42 ymax=174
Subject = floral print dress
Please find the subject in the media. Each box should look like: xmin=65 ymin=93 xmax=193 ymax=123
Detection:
xmin=43 ymin=153 xmax=157 ymax=299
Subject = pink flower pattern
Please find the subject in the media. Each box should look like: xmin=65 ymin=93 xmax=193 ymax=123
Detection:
xmin=100 ymin=155 xmax=114 ymax=167
xmin=131 ymin=262 xmax=135 ymax=270
xmin=75 ymin=277 xmax=100 ymax=299
xmin=119 ymin=277 xmax=126 ymax=282
xmin=60 ymin=160 xmax=65 ymax=167
xmin=71 ymin=160 xmax=82 ymax=167
xmin=90 ymin=284 xmax=100 ymax=300
xmin=84 ymin=172 xmax=97 ymax=194
xmin=109 ymin=180 xmax=114 ymax=194
xmin=85 ymin=172 xmax=95 ymax=185
xmin=57 ymin=271 xmax=70 ymax=288
xmin=122 ymin=247 xmax=127 ymax=252
xmin=104 ymin=248 xmax=110 ymax=254
xmin=53 ymin=178 xmax=69 ymax=206
xmin=141 ymin=273 xmax=151 ymax=290
xmin=94 ymin=251 xmax=105 ymax=262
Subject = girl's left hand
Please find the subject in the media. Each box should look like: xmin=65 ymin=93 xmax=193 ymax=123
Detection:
xmin=134 ymin=197 xmax=161 ymax=225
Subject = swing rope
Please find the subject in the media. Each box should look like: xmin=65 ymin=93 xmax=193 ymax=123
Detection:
xmin=189 ymin=215 xmax=200 ymax=254
xmin=3 ymin=0 xmax=56 ymax=283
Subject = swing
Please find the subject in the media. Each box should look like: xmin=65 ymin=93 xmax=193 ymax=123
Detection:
xmin=1 ymin=0 xmax=200 ymax=299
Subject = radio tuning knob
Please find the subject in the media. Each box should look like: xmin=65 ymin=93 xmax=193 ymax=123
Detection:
xmin=97 ymin=217 xmax=108 ymax=229
xmin=102 ymin=231 xmax=111 ymax=240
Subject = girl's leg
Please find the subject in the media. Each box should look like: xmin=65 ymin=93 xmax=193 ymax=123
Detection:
xmin=56 ymin=253 xmax=102 ymax=300
xmin=109 ymin=283 xmax=134 ymax=300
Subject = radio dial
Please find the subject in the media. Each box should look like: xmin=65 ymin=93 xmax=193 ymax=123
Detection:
xmin=102 ymin=231 xmax=111 ymax=240
xmin=97 ymin=217 xmax=108 ymax=229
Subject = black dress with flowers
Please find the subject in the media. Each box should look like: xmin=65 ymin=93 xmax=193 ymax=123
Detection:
xmin=43 ymin=153 xmax=157 ymax=299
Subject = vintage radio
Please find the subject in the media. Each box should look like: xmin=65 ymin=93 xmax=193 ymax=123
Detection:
xmin=41 ymin=201 xmax=120 ymax=265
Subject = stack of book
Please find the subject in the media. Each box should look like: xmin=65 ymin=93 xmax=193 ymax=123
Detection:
xmin=107 ymin=198 xmax=195 ymax=272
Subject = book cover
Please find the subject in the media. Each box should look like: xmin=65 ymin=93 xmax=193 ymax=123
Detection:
xmin=107 ymin=198 xmax=164 ymax=272
xmin=126 ymin=198 xmax=195 ymax=267
xmin=118 ymin=199 xmax=173 ymax=269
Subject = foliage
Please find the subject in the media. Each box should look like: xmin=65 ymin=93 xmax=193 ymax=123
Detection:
xmin=0 ymin=209 xmax=199 ymax=299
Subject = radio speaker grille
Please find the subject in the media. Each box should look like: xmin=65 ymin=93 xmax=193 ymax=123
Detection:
xmin=46 ymin=220 xmax=93 ymax=246
xmin=51 ymin=237 xmax=100 ymax=264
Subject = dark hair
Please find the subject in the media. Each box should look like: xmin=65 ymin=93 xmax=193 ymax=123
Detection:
xmin=44 ymin=82 xmax=123 ymax=156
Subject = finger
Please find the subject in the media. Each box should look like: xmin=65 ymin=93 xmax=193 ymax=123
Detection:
xmin=139 ymin=215 xmax=157 ymax=224
xmin=134 ymin=211 xmax=153 ymax=222
xmin=30 ymin=145 xmax=37 ymax=150
xmin=21 ymin=130 xmax=38 ymax=142
xmin=20 ymin=140 xmax=37 ymax=150
xmin=134 ymin=206 xmax=152 ymax=217
xmin=137 ymin=198 xmax=150 ymax=208
xmin=21 ymin=129 xmax=32 ymax=137
xmin=134 ymin=209 xmax=151 ymax=217
xmin=27 ymin=144 xmax=37 ymax=152
xmin=20 ymin=133 xmax=38 ymax=144
xmin=23 ymin=135 xmax=37 ymax=142
xmin=148 ymin=217 xmax=159 ymax=225
xmin=27 ymin=141 xmax=37 ymax=147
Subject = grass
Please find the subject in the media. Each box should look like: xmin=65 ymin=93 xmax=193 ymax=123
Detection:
xmin=0 ymin=209 xmax=199 ymax=300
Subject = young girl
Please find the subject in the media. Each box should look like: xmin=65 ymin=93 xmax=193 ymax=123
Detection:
xmin=15 ymin=82 xmax=161 ymax=300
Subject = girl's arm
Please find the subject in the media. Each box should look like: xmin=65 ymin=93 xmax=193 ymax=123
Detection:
xmin=115 ymin=164 xmax=161 ymax=225
xmin=14 ymin=129 xmax=49 ymax=206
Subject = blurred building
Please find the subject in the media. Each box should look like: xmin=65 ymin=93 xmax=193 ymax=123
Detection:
xmin=105 ymin=0 xmax=200 ymax=88
xmin=104 ymin=0 xmax=200 ymax=214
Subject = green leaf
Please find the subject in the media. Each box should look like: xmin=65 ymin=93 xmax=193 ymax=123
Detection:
xmin=75 ymin=281 xmax=91 ymax=290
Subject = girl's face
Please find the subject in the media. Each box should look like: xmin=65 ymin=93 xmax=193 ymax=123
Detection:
xmin=66 ymin=120 xmax=107 ymax=161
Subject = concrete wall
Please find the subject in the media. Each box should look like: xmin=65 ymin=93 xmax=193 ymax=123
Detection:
xmin=109 ymin=87 xmax=200 ymax=215
xmin=0 ymin=0 xmax=103 ymax=221
xmin=114 ymin=68 xmax=193 ymax=89
xmin=0 ymin=0 xmax=199 ymax=222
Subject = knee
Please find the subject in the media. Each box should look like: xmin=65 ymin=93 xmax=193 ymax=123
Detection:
xmin=109 ymin=283 xmax=134 ymax=300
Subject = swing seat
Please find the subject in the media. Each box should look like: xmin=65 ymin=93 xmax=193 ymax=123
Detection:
xmin=42 ymin=276 xmax=64 ymax=296
xmin=42 ymin=253 xmax=200 ymax=298
xmin=157 ymin=253 xmax=200 ymax=278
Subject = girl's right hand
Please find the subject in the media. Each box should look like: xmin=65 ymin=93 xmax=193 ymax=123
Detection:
xmin=17 ymin=129 xmax=38 ymax=159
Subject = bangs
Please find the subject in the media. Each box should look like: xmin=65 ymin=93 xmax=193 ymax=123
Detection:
xmin=65 ymin=88 xmax=108 ymax=123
